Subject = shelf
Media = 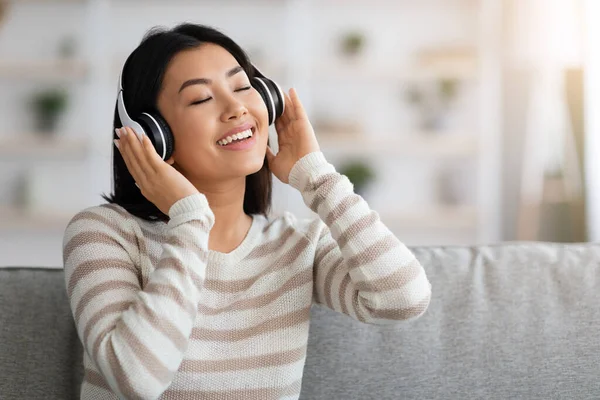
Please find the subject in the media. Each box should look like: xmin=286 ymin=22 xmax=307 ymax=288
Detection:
xmin=310 ymin=0 xmax=478 ymax=6
xmin=0 ymin=206 xmax=74 ymax=231
xmin=379 ymin=205 xmax=478 ymax=229
xmin=0 ymin=135 xmax=89 ymax=158
xmin=309 ymin=60 xmax=477 ymax=83
xmin=0 ymin=59 xmax=88 ymax=80
xmin=5 ymin=0 xmax=85 ymax=4
xmin=317 ymin=132 xmax=478 ymax=158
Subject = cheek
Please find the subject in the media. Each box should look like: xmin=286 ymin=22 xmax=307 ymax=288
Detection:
xmin=249 ymin=91 xmax=269 ymax=128
xmin=170 ymin=116 xmax=216 ymax=163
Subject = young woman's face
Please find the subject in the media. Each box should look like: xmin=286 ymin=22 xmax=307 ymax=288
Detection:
xmin=157 ymin=43 xmax=269 ymax=182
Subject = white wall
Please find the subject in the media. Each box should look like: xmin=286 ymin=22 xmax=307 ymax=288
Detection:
xmin=0 ymin=0 xmax=497 ymax=267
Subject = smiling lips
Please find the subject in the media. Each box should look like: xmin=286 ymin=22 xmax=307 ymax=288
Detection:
xmin=216 ymin=128 xmax=257 ymax=151
xmin=217 ymin=128 xmax=253 ymax=146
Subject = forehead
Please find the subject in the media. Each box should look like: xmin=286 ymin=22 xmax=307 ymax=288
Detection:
xmin=162 ymin=43 xmax=242 ymax=89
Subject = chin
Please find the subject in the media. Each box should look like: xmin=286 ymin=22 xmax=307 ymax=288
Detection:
xmin=223 ymin=151 xmax=263 ymax=177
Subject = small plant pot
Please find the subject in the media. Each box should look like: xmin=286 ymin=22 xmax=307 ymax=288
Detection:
xmin=34 ymin=112 xmax=61 ymax=134
xmin=30 ymin=89 xmax=68 ymax=135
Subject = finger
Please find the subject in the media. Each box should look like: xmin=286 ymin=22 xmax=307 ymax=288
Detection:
xmin=275 ymin=118 xmax=285 ymax=134
xmin=115 ymin=139 xmax=141 ymax=185
xmin=138 ymin=130 xmax=165 ymax=172
xmin=289 ymin=88 xmax=308 ymax=121
xmin=277 ymin=106 xmax=289 ymax=126
xmin=283 ymin=91 xmax=296 ymax=121
xmin=123 ymin=127 xmax=154 ymax=174
xmin=116 ymin=128 xmax=146 ymax=184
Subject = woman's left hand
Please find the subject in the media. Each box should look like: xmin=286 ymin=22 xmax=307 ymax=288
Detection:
xmin=266 ymin=88 xmax=320 ymax=184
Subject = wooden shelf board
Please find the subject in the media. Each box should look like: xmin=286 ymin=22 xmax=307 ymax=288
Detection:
xmin=0 ymin=206 xmax=74 ymax=230
xmin=0 ymin=59 xmax=88 ymax=80
xmin=318 ymin=132 xmax=479 ymax=157
xmin=0 ymin=134 xmax=89 ymax=157
xmin=379 ymin=205 xmax=478 ymax=229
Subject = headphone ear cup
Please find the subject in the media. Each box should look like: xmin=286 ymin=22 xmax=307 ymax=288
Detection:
xmin=252 ymin=76 xmax=285 ymax=125
xmin=252 ymin=77 xmax=273 ymax=124
xmin=153 ymin=114 xmax=174 ymax=160
xmin=138 ymin=112 xmax=174 ymax=161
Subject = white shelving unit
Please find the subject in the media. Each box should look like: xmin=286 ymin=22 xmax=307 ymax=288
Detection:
xmin=308 ymin=60 xmax=478 ymax=83
xmin=0 ymin=206 xmax=74 ymax=231
xmin=318 ymin=132 xmax=479 ymax=158
xmin=292 ymin=0 xmax=503 ymax=245
xmin=0 ymin=134 xmax=89 ymax=158
xmin=0 ymin=59 xmax=88 ymax=80
xmin=0 ymin=0 xmax=503 ymax=267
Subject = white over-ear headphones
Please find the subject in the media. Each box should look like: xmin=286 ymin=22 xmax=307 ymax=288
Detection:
xmin=116 ymin=63 xmax=285 ymax=161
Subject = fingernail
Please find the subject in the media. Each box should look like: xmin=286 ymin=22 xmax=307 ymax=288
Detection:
xmin=115 ymin=128 xmax=121 ymax=138
xmin=120 ymin=127 xmax=128 ymax=136
xmin=113 ymin=139 xmax=120 ymax=149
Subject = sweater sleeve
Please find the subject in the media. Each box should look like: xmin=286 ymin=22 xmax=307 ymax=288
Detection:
xmin=62 ymin=193 xmax=214 ymax=399
xmin=288 ymin=151 xmax=432 ymax=325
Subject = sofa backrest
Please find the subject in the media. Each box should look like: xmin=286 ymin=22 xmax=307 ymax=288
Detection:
xmin=0 ymin=267 xmax=83 ymax=400
xmin=2 ymin=242 xmax=600 ymax=399
xmin=301 ymin=242 xmax=600 ymax=399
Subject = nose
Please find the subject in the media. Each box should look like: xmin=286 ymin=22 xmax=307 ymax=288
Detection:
xmin=220 ymin=93 xmax=248 ymax=122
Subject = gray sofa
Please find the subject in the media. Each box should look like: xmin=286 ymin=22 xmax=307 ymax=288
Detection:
xmin=1 ymin=242 xmax=599 ymax=399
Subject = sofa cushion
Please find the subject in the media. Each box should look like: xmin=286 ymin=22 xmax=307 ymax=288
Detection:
xmin=300 ymin=242 xmax=600 ymax=400
xmin=0 ymin=267 xmax=83 ymax=400
xmin=2 ymin=242 xmax=600 ymax=400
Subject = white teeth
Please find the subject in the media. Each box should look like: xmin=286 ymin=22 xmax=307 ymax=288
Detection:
xmin=218 ymin=129 xmax=253 ymax=146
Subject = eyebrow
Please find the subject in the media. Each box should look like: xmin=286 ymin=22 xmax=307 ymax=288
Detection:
xmin=178 ymin=66 xmax=244 ymax=93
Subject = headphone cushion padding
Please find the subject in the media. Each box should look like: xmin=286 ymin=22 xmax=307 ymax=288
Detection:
xmin=264 ymin=79 xmax=284 ymax=120
xmin=252 ymin=77 xmax=274 ymax=124
xmin=138 ymin=113 xmax=174 ymax=160
xmin=152 ymin=114 xmax=174 ymax=160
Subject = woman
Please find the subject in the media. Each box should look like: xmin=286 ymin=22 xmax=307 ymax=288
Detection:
xmin=63 ymin=23 xmax=432 ymax=399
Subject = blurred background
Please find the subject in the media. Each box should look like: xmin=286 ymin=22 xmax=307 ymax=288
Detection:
xmin=0 ymin=0 xmax=597 ymax=268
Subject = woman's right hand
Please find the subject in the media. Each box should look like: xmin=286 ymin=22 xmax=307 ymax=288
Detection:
xmin=114 ymin=126 xmax=199 ymax=216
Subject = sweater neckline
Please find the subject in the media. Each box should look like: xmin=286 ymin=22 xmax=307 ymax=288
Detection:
xmin=148 ymin=213 xmax=263 ymax=265
xmin=207 ymin=214 xmax=264 ymax=265
xmin=134 ymin=210 xmax=265 ymax=265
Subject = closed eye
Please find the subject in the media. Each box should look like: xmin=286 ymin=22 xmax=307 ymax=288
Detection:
xmin=190 ymin=98 xmax=211 ymax=105
xmin=190 ymin=87 xmax=252 ymax=106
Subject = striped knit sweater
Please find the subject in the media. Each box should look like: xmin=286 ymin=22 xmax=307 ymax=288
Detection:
xmin=63 ymin=151 xmax=432 ymax=400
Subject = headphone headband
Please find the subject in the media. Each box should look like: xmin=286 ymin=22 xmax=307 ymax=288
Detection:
xmin=116 ymin=67 xmax=146 ymax=144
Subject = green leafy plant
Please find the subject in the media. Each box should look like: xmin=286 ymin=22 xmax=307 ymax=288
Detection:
xmin=340 ymin=31 xmax=366 ymax=57
xmin=30 ymin=89 xmax=68 ymax=133
xmin=438 ymin=78 xmax=459 ymax=106
xmin=403 ymin=78 xmax=461 ymax=132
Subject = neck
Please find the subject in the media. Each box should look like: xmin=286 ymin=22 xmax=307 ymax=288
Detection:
xmin=190 ymin=176 xmax=252 ymax=252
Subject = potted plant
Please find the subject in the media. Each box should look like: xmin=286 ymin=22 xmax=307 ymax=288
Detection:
xmin=30 ymin=88 xmax=68 ymax=134
xmin=438 ymin=78 xmax=459 ymax=109
xmin=340 ymin=31 xmax=366 ymax=58
xmin=404 ymin=78 xmax=460 ymax=132
xmin=339 ymin=160 xmax=375 ymax=196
